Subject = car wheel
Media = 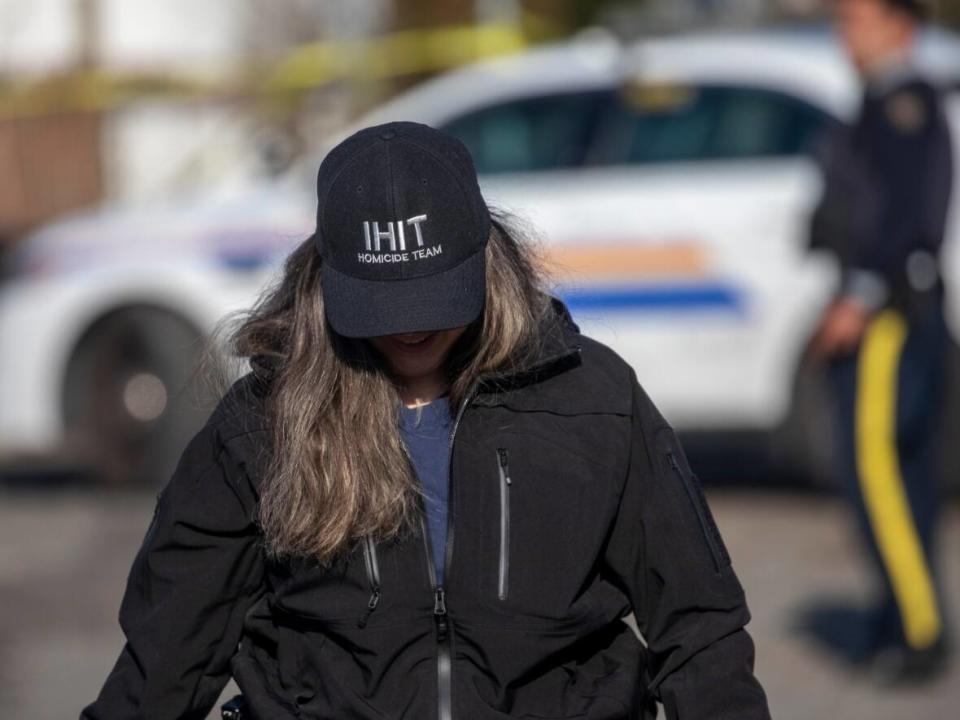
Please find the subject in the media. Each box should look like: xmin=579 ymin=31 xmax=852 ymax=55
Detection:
xmin=62 ymin=307 xmax=220 ymax=488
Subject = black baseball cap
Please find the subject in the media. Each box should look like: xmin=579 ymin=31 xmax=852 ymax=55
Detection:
xmin=313 ymin=121 xmax=491 ymax=338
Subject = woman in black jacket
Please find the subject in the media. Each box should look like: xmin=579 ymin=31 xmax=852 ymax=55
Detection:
xmin=83 ymin=121 xmax=770 ymax=720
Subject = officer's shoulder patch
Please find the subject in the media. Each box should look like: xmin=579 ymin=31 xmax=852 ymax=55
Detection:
xmin=885 ymin=91 xmax=928 ymax=134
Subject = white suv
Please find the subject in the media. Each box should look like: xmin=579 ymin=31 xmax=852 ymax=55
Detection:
xmin=2 ymin=27 xmax=959 ymax=486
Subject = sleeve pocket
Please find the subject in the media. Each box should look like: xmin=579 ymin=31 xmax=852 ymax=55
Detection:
xmin=654 ymin=426 xmax=731 ymax=573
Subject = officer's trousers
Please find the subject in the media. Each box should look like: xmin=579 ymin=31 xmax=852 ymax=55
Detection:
xmin=828 ymin=301 xmax=949 ymax=652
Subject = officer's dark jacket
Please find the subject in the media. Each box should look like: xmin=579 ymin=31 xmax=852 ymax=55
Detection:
xmin=81 ymin=297 xmax=770 ymax=720
xmin=811 ymin=73 xmax=954 ymax=311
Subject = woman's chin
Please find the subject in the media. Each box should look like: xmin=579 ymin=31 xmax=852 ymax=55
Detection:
xmin=369 ymin=326 xmax=467 ymax=384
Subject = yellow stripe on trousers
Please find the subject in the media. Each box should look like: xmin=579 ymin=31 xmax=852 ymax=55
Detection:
xmin=855 ymin=309 xmax=941 ymax=650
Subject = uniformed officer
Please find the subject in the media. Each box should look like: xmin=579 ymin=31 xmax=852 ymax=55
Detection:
xmin=808 ymin=0 xmax=953 ymax=683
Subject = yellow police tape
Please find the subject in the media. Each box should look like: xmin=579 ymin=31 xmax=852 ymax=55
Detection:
xmin=267 ymin=24 xmax=528 ymax=91
xmin=0 ymin=23 xmax=528 ymax=119
xmin=855 ymin=309 xmax=941 ymax=650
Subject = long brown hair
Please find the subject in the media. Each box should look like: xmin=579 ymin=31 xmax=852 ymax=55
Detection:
xmin=226 ymin=210 xmax=554 ymax=566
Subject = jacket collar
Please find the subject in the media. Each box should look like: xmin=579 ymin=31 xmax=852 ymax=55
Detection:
xmin=472 ymin=295 xmax=582 ymax=394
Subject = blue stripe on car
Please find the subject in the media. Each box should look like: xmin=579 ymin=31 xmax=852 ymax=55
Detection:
xmin=558 ymin=283 xmax=742 ymax=312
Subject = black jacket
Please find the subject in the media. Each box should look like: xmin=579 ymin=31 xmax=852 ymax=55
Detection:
xmin=82 ymin=298 xmax=770 ymax=720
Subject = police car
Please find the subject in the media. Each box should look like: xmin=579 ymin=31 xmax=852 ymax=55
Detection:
xmin=2 ymin=27 xmax=959 ymax=486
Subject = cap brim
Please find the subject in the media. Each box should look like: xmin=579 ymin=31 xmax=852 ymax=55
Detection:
xmin=321 ymin=247 xmax=486 ymax=338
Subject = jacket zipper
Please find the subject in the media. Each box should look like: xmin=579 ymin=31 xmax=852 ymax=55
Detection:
xmin=666 ymin=451 xmax=725 ymax=572
xmin=419 ymin=344 xmax=581 ymax=720
xmin=496 ymin=448 xmax=512 ymax=601
xmin=439 ymin=382 xmax=479 ymax=720
xmin=357 ymin=535 xmax=381 ymax=628
xmin=415 ymin=381 xmax=477 ymax=720
xmin=419 ymin=512 xmax=452 ymax=720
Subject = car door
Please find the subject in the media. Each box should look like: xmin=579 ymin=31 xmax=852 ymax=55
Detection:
xmin=439 ymin=82 xmax=836 ymax=432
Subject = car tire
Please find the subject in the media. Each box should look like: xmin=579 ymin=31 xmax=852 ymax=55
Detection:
xmin=62 ymin=306 xmax=221 ymax=488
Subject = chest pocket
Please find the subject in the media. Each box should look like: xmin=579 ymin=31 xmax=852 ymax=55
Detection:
xmin=476 ymin=432 xmax=619 ymax=621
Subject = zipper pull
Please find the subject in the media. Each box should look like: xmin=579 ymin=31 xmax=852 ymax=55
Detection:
xmin=497 ymin=448 xmax=512 ymax=485
xmin=357 ymin=588 xmax=380 ymax=628
xmin=434 ymin=586 xmax=448 ymax=640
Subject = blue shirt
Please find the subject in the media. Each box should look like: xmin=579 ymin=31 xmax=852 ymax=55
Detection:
xmin=398 ymin=396 xmax=454 ymax=586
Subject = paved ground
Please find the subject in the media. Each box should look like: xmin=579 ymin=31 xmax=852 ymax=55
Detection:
xmin=0 ymin=487 xmax=957 ymax=720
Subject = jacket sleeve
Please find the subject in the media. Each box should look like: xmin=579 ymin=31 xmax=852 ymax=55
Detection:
xmin=80 ymin=420 xmax=266 ymax=720
xmin=603 ymin=371 xmax=770 ymax=720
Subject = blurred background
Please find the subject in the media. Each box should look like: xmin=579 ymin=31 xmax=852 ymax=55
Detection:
xmin=1 ymin=0 xmax=959 ymax=718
